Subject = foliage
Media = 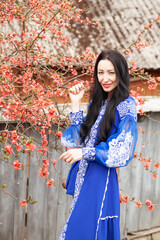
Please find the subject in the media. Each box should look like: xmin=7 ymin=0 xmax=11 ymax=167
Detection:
xmin=0 ymin=0 xmax=160 ymax=212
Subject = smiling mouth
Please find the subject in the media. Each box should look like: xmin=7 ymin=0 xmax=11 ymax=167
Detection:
xmin=103 ymin=84 xmax=111 ymax=88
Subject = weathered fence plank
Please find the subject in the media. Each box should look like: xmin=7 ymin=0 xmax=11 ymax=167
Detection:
xmin=0 ymin=130 xmax=27 ymax=240
xmin=26 ymin=129 xmax=72 ymax=240
xmin=119 ymin=112 xmax=160 ymax=238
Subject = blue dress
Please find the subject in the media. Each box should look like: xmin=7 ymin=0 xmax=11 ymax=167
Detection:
xmin=59 ymin=96 xmax=138 ymax=240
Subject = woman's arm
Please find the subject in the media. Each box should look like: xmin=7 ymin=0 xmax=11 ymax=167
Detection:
xmin=60 ymin=116 xmax=138 ymax=166
xmin=69 ymin=82 xmax=85 ymax=113
xmin=60 ymin=83 xmax=85 ymax=149
xmin=82 ymin=116 xmax=138 ymax=168
xmin=82 ymin=97 xmax=138 ymax=168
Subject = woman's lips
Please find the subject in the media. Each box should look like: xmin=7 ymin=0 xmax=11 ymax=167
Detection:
xmin=103 ymin=84 xmax=111 ymax=88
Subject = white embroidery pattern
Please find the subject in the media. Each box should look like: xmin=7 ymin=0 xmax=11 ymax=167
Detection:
xmin=82 ymin=147 xmax=96 ymax=160
xmin=61 ymin=129 xmax=82 ymax=148
xmin=95 ymin=168 xmax=110 ymax=240
xmin=59 ymin=101 xmax=108 ymax=240
xmin=106 ymin=130 xmax=133 ymax=167
xmin=72 ymin=159 xmax=88 ymax=210
xmin=59 ymin=223 xmax=67 ymax=240
xmin=69 ymin=110 xmax=83 ymax=125
xmin=71 ymin=101 xmax=108 ymax=211
xmin=117 ymin=99 xmax=137 ymax=122
xmin=100 ymin=215 xmax=118 ymax=220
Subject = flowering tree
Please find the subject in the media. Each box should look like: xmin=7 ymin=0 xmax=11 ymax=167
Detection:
xmin=0 ymin=0 xmax=160 ymax=213
xmin=0 ymin=0 xmax=97 ymax=206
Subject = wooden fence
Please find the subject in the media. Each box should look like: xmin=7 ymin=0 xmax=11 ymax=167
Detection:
xmin=0 ymin=112 xmax=160 ymax=240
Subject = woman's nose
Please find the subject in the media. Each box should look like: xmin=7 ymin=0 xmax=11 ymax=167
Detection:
xmin=103 ymin=73 xmax=110 ymax=81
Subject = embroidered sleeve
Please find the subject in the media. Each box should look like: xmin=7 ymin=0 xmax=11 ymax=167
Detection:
xmin=94 ymin=116 xmax=138 ymax=168
xmin=69 ymin=110 xmax=83 ymax=125
xmin=82 ymin=147 xmax=95 ymax=160
xmin=106 ymin=127 xmax=134 ymax=167
xmin=61 ymin=110 xmax=84 ymax=148
xmin=117 ymin=97 xmax=137 ymax=121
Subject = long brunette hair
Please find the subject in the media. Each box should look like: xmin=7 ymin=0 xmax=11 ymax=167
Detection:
xmin=80 ymin=49 xmax=130 ymax=145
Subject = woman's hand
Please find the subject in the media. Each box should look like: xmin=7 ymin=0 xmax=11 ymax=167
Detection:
xmin=69 ymin=83 xmax=85 ymax=112
xmin=59 ymin=148 xmax=82 ymax=164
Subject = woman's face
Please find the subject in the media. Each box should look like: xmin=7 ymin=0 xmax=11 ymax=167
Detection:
xmin=97 ymin=59 xmax=117 ymax=97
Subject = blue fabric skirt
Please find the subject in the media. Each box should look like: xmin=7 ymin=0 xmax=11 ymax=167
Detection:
xmin=60 ymin=161 xmax=121 ymax=240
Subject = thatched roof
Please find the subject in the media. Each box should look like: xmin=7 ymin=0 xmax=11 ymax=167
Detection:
xmin=60 ymin=0 xmax=160 ymax=69
xmin=2 ymin=0 xmax=160 ymax=70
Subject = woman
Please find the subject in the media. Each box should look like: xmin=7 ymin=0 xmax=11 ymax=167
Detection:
xmin=59 ymin=49 xmax=138 ymax=240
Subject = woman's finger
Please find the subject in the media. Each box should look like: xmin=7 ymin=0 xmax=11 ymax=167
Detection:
xmin=79 ymin=82 xmax=84 ymax=90
xmin=70 ymin=160 xmax=75 ymax=164
xmin=70 ymin=86 xmax=76 ymax=94
xmin=59 ymin=151 xmax=69 ymax=160
xmin=65 ymin=155 xmax=73 ymax=163
xmin=69 ymin=83 xmax=84 ymax=95
xmin=74 ymin=84 xmax=80 ymax=93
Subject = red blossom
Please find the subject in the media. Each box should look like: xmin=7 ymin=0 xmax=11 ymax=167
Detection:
xmin=52 ymin=159 xmax=57 ymax=166
xmin=147 ymin=204 xmax=154 ymax=211
xmin=20 ymin=200 xmax=27 ymax=207
xmin=135 ymin=201 xmax=142 ymax=208
xmin=55 ymin=131 xmax=63 ymax=139
xmin=149 ymin=23 xmax=153 ymax=29
xmin=154 ymin=163 xmax=160 ymax=169
xmin=46 ymin=178 xmax=54 ymax=186
xmin=145 ymin=200 xmax=152 ymax=206
xmin=140 ymin=157 xmax=144 ymax=162
xmin=133 ymin=152 xmax=138 ymax=158
xmin=41 ymin=139 xmax=48 ymax=148
xmin=138 ymin=127 xmax=142 ymax=132
xmin=131 ymin=61 xmax=137 ymax=72
xmin=138 ymin=98 xmax=145 ymax=105
xmin=152 ymin=173 xmax=157 ymax=179
xmin=26 ymin=143 xmax=36 ymax=151
xmin=5 ymin=144 xmax=13 ymax=155
xmin=39 ymin=168 xmax=49 ymax=178
xmin=120 ymin=193 xmax=129 ymax=203
xmin=145 ymin=200 xmax=155 ymax=211
xmin=48 ymin=108 xmax=56 ymax=117
xmin=38 ymin=149 xmax=47 ymax=155
xmin=123 ymin=195 xmax=130 ymax=203
xmin=41 ymin=128 xmax=45 ymax=135
xmin=148 ymin=83 xmax=158 ymax=90
xmin=48 ymin=129 xmax=52 ymax=134
xmin=42 ymin=158 xmax=49 ymax=168
xmin=139 ymin=108 xmax=144 ymax=116
xmin=125 ymin=49 xmax=131 ymax=55
xmin=13 ymin=160 xmax=22 ymax=170
xmin=16 ymin=144 xmax=22 ymax=152
xmin=120 ymin=192 xmax=124 ymax=203
xmin=12 ymin=130 xmax=18 ymax=140
xmin=145 ymin=158 xmax=151 ymax=163
xmin=72 ymin=69 xmax=77 ymax=75
xmin=144 ymin=161 xmax=151 ymax=169
xmin=54 ymin=89 xmax=67 ymax=98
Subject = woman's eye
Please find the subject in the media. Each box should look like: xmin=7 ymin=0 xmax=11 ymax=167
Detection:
xmin=109 ymin=72 xmax=115 ymax=75
xmin=98 ymin=72 xmax=103 ymax=75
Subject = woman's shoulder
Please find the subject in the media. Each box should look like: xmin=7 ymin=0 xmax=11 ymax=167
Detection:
xmin=116 ymin=96 xmax=137 ymax=121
